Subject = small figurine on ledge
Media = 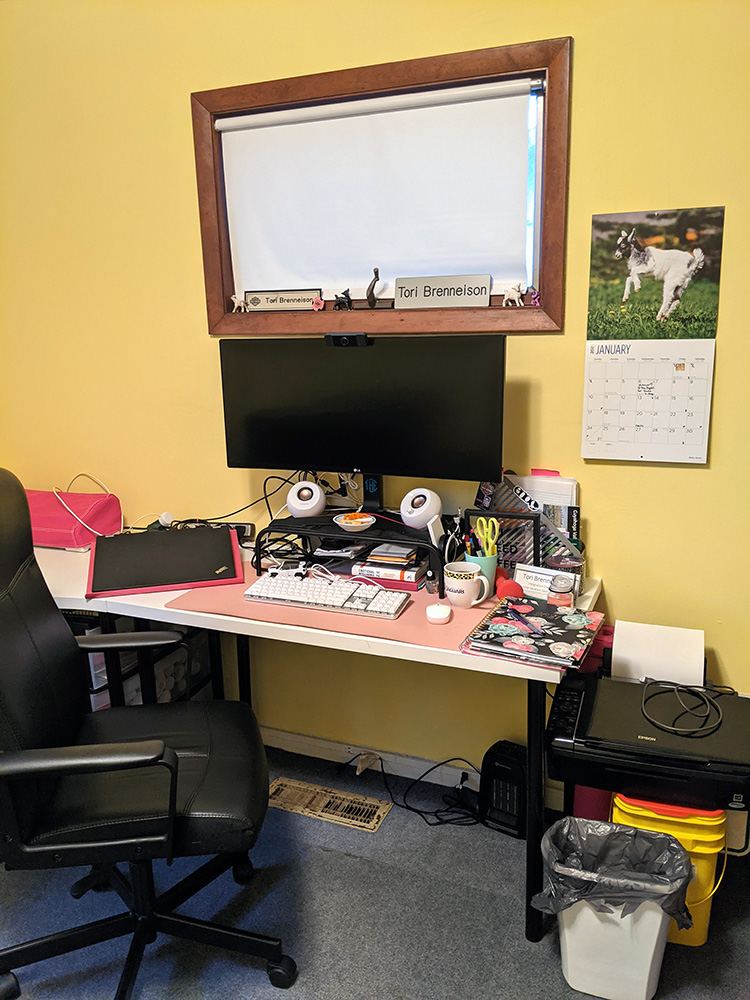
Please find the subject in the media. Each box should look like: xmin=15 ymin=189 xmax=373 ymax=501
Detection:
xmin=366 ymin=267 xmax=381 ymax=308
xmin=230 ymin=294 xmax=248 ymax=313
xmin=353 ymin=267 xmax=393 ymax=309
xmin=501 ymin=283 xmax=524 ymax=307
xmin=333 ymin=289 xmax=353 ymax=311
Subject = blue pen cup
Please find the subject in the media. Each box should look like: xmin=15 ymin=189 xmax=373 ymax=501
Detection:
xmin=464 ymin=552 xmax=498 ymax=584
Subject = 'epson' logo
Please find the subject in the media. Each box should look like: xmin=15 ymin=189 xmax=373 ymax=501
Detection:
xmin=637 ymin=735 xmax=657 ymax=741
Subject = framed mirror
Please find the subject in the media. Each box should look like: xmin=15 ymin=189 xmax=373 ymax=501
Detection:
xmin=191 ymin=37 xmax=571 ymax=337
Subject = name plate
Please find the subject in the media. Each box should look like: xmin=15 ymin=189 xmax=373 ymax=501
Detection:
xmin=394 ymin=274 xmax=491 ymax=309
xmin=244 ymin=289 xmax=321 ymax=311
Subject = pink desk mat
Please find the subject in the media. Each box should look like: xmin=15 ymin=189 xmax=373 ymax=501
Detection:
xmin=165 ymin=565 xmax=496 ymax=652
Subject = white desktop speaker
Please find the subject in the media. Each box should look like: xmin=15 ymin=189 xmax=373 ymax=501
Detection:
xmin=400 ymin=488 xmax=443 ymax=546
xmin=287 ymin=481 xmax=326 ymax=518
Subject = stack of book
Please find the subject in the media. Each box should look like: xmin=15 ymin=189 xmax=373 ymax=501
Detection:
xmin=349 ymin=543 xmax=429 ymax=591
xmin=461 ymin=596 xmax=604 ymax=670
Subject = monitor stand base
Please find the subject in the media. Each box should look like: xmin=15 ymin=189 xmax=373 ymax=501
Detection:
xmin=360 ymin=473 xmax=383 ymax=513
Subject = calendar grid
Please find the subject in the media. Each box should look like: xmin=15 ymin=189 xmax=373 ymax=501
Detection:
xmin=582 ymin=340 xmax=715 ymax=464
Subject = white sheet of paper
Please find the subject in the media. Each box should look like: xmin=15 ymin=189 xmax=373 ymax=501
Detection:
xmin=611 ymin=620 xmax=705 ymax=685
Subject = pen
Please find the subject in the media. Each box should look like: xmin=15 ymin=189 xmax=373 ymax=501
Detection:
xmin=469 ymin=529 xmax=482 ymax=556
xmin=506 ymin=606 xmax=544 ymax=635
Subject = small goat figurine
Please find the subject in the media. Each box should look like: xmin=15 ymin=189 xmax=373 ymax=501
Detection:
xmin=614 ymin=228 xmax=704 ymax=321
xmin=502 ymin=282 xmax=524 ymax=307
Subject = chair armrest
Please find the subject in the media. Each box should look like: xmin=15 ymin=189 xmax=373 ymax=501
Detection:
xmin=0 ymin=740 xmax=178 ymax=779
xmin=0 ymin=741 xmax=180 ymax=864
xmin=76 ymin=631 xmax=183 ymax=653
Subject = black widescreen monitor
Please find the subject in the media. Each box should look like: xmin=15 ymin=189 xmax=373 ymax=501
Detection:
xmin=219 ymin=335 xmax=505 ymax=482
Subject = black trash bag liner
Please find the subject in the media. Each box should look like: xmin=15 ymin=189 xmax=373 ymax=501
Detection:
xmin=532 ymin=817 xmax=693 ymax=929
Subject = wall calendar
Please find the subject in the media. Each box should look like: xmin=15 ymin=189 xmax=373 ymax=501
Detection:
xmin=581 ymin=206 xmax=723 ymax=465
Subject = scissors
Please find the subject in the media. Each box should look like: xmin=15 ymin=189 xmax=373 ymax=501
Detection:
xmin=475 ymin=516 xmax=499 ymax=556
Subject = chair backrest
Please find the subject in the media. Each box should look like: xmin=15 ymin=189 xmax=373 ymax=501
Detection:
xmin=0 ymin=468 xmax=90 ymax=754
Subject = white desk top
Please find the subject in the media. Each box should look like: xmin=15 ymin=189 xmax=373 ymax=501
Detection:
xmin=36 ymin=546 xmax=602 ymax=686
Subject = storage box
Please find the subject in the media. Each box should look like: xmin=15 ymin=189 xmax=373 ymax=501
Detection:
xmin=612 ymin=794 xmax=726 ymax=946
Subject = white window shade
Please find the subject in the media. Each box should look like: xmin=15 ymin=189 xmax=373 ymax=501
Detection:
xmin=217 ymin=78 xmax=542 ymax=301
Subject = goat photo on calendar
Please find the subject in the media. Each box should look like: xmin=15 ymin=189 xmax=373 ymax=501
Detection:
xmin=586 ymin=206 xmax=724 ymax=341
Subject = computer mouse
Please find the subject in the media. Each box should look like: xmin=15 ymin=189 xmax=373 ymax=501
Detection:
xmin=426 ymin=603 xmax=452 ymax=625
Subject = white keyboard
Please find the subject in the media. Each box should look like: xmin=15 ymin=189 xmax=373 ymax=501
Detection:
xmin=244 ymin=574 xmax=410 ymax=619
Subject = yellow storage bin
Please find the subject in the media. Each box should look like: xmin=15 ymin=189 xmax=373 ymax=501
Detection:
xmin=612 ymin=795 xmax=726 ymax=947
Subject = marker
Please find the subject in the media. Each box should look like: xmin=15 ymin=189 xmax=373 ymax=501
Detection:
xmin=470 ymin=528 xmax=482 ymax=556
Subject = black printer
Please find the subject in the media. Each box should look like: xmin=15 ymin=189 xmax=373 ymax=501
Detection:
xmin=546 ymin=673 xmax=750 ymax=811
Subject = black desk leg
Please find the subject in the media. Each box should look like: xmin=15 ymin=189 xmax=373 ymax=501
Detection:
xmin=207 ymin=631 xmax=225 ymax=700
xmin=135 ymin=619 xmax=158 ymax=705
xmin=100 ymin=612 xmax=125 ymax=708
xmin=136 ymin=648 xmax=158 ymax=704
xmin=525 ymin=678 xmax=546 ymax=942
xmin=235 ymin=635 xmax=252 ymax=706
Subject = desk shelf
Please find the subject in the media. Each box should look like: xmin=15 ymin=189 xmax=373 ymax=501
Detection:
xmin=253 ymin=513 xmax=445 ymax=597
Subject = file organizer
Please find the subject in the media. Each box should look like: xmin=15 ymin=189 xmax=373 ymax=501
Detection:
xmin=468 ymin=475 xmax=583 ymax=575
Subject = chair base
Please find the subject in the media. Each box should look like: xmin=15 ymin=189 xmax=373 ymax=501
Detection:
xmin=0 ymin=854 xmax=297 ymax=1000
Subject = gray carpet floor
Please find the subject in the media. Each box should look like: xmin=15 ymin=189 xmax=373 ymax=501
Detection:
xmin=2 ymin=747 xmax=750 ymax=999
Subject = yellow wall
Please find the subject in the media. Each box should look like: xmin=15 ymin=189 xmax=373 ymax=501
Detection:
xmin=2 ymin=0 xmax=749 ymax=765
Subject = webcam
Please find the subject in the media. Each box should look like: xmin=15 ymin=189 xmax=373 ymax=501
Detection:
xmin=324 ymin=334 xmax=370 ymax=348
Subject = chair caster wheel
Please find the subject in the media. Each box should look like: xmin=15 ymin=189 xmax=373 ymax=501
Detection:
xmin=232 ymin=858 xmax=255 ymax=884
xmin=70 ymin=866 xmax=111 ymax=899
xmin=267 ymin=955 xmax=297 ymax=988
xmin=0 ymin=972 xmax=21 ymax=999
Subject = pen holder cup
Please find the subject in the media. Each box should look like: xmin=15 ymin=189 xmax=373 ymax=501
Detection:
xmin=464 ymin=553 xmax=498 ymax=584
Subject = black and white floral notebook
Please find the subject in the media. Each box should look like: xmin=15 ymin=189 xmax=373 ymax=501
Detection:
xmin=462 ymin=596 xmax=604 ymax=668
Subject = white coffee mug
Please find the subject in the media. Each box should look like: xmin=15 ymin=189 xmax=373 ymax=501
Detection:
xmin=444 ymin=561 xmax=491 ymax=609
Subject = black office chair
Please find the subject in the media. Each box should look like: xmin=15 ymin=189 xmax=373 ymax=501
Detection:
xmin=0 ymin=468 xmax=296 ymax=999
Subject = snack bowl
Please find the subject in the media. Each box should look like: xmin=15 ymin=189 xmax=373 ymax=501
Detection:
xmin=333 ymin=512 xmax=376 ymax=533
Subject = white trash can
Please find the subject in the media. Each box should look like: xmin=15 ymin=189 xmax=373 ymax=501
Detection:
xmin=532 ymin=818 xmax=693 ymax=1000
xmin=559 ymin=899 xmax=670 ymax=1000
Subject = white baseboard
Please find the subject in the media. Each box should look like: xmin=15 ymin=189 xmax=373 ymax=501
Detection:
xmin=260 ymin=726 xmax=481 ymax=792
xmin=261 ymin=726 xmax=567 ymax=809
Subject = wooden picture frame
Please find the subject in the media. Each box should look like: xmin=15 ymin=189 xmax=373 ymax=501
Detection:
xmin=191 ymin=37 xmax=572 ymax=337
